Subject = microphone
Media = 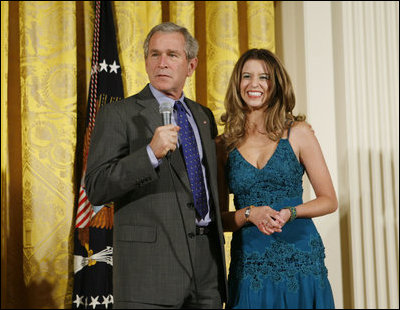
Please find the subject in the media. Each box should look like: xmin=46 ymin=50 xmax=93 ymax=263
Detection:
xmin=159 ymin=101 xmax=174 ymax=126
xmin=159 ymin=101 xmax=175 ymax=158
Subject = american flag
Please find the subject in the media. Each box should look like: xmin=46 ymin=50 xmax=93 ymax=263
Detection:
xmin=72 ymin=1 xmax=124 ymax=308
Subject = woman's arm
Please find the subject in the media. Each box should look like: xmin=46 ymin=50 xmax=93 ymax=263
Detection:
xmin=280 ymin=122 xmax=338 ymax=220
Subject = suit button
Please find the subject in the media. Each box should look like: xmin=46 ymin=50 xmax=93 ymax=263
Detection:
xmin=188 ymin=232 xmax=195 ymax=239
xmin=186 ymin=202 xmax=194 ymax=209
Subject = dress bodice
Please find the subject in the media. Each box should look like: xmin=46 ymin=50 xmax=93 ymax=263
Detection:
xmin=227 ymin=139 xmax=304 ymax=211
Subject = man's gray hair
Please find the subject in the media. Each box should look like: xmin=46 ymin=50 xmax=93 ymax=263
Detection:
xmin=143 ymin=22 xmax=199 ymax=60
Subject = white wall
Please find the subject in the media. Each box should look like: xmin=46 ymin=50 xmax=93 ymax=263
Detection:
xmin=276 ymin=1 xmax=399 ymax=309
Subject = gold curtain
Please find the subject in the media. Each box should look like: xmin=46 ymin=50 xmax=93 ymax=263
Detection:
xmin=1 ymin=1 xmax=275 ymax=308
xmin=1 ymin=1 xmax=10 ymax=307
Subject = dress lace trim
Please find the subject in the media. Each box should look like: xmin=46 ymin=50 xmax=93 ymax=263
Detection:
xmin=229 ymin=234 xmax=328 ymax=292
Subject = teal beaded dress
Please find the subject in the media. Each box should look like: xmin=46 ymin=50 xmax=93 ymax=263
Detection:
xmin=226 ymin=138 xmax=334 ymax=309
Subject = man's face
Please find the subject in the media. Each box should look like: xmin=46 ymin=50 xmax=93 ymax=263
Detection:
xmin=145 ymin=31 xmax=197 ymax=100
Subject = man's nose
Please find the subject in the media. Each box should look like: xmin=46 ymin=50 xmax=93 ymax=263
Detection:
xmin=158 ymin=54 xmax=168 ymax=68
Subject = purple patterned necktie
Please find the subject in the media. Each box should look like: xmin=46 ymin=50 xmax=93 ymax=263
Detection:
xmin=175 ymin=101 xmax=208 ymax=219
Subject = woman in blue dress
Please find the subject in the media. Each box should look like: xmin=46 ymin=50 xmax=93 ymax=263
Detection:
xmin=216 ymin=49 xmax=337 ymax=309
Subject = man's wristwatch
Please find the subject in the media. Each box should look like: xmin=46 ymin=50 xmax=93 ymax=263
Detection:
xmin=244 ymin=206 xmax=254 ymax=222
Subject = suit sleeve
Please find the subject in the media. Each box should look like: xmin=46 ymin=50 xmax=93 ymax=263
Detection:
xmin=84 ymin=103 xmax=158 ymax=206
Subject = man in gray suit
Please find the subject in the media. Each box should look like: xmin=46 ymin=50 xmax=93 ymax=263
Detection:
xmin=85 ymin=22 xmax=227 ymax=308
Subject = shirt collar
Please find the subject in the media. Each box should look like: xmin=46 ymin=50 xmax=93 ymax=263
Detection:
xmin=149 ymin=83 xmax=190 ymax=115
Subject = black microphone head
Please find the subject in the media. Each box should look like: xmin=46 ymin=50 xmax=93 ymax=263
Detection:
xmin=159 ymin=101 xmax=174 ymax=125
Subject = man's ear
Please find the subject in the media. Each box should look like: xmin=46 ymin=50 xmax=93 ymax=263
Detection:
xmin=187 ymin=57 xmax=198 ymax=77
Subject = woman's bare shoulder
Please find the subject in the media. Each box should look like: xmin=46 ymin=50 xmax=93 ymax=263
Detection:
xmin=290 ymin=121 xmax=315 ymax=138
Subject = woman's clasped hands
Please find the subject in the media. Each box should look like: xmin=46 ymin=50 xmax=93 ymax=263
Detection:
xmin=247 ymin=206 xmax=291 ymax=235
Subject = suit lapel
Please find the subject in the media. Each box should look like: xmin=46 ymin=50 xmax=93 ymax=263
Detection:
xmin=136 ymin=84 xmax=163 ymax=134
xmin=169 ymin=147 xmax=191 ymax=193
xmin=139 ymin=99 xmax=161 ymax=134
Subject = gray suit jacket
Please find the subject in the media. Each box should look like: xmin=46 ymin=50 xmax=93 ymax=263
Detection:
xmin=85 ymin=84 xmax=227 ymax=306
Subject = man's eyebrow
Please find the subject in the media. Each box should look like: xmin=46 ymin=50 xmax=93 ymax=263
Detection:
xmin=149 ymin=48 xmax=182 ymax=54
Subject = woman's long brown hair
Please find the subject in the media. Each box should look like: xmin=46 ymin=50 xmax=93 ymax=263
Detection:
xmin=220 ymin=49 xmax=305 ymax=152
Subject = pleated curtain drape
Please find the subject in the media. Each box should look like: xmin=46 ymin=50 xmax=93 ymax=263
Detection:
xmin=1 ymin=1 xmax=275 ymax=308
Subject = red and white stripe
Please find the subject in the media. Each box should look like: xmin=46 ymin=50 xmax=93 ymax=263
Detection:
xmin=75 ymin=185 xmax=94 ymax=228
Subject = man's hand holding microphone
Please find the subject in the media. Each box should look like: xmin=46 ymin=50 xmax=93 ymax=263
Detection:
xmin=149 ymin=101 xmax=180 ymax=159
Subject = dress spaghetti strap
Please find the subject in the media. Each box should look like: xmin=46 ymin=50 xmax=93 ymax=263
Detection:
xmin=287 ymin=120 xmax=294 ymax=139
